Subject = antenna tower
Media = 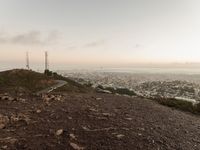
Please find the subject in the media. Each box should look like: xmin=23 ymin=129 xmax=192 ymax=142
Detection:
xmin=26 ymin=51 xmax=30 ymax=70
xmin=45 ymin=51 xmax=49 ymax=70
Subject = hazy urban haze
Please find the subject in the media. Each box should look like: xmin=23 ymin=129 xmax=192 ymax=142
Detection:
xmin=1 ymin=0 xmax=200 ymax=69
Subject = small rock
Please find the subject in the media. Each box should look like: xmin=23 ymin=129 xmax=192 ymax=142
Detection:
xmin=36 ymin=110 xmax=41 ymax=113
xmin=138 ymin=127 xmax=145 ymax=131
xmin=82 ymin=126 xmax=90 ymax=131
xmin=10 ymin=115 xmax=19 ymax=122
xmin=70 ymin=142 xmax=84 ymax=150
xmin=125 ymin=118 xmax=133 ymax=121
xmin=4 ymin=93 xmax=8 ymax=96
xmin=9 ymin=97 xmax=15 ymax=101
xmin=184 ymin=130 xmax=189 ymax=134
xmin=0 ymin=114 xmax=9 ymax=129
xmin=152 ymin=140 xmax=155 ymax=144
xmin=2 ymin=96 xmax=9 ymax=100
xmin=56 ymin=129 xmax=64 ymax=136
xmin=89 ymin=108 xmax=98 ymax=112
xmin=19 ymin=93 xmax=24 ymax=96
xmin=13 ymin=98 xmax=18 ymax=101
xmin=10 ymin=113 xmax=30 ymax=127
xmin=50 ymin=95 xmax=55 ymax=99
xmin=1 ymin=145 xmax=8 ymax=149
xmin=1 ymin=95 xmax=14 ymax=101
xmin=19 ymin=98 xmax=26 ymax=103
xmin=112 ymin=132 xmax=118 ymax=135
xmin=2 ymin=137 xmax=17 ymax=145
xmin=8 ymin=138 xmax=17 ymax=145
xmin=102 ymin=113 xmax=112 ymax=117
xmin=96 ymin=98 xmax=102 ymax=100
xmin=68 ymin=116 xmax=72 ymax=120
xmin=122 ymin=127 xmax=130 ymax=131
xmin=116 ymin=134 xmax=125 ymax=139
xmin=168 ymin=117 xmax=173 ymax=121
xmin=70 ymin=133 xmax=76 ymax=140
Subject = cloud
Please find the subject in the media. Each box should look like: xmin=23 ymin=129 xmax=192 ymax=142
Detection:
xmin=134 ymin=44 xmax=142 ymax=48
xmin=45 ymin=30 xmax=61 ymax=45
xmin=0 ymin=30 xmax=60 ymax=46
xmin=0 ymin=31 xmax=8 ymax=43
xmin=66 ymin=46 xmax=78 ymax=51
xmin=83 ymin=40 xmax=106 ymax=48
xmin=65 ymin=40 xmax=106 ymax=51
xmin=11 ymin=31 xmax=43 ymax=45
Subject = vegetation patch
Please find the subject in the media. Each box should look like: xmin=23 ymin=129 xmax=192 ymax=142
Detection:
xmin=153 ymin=97 xmax=200 ymax=114
xmin=97 ymin=85 xmax=136 ymax=96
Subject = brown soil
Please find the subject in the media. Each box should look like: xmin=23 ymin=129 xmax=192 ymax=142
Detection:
xmin=0 ymin=91 xmax=200 ymax=150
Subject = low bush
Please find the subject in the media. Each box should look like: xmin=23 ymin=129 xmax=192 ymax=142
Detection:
xmin=154 ymin=98 xmax=200 ymax=114
xmin=97 ymin=85 xmax=136 ymax=96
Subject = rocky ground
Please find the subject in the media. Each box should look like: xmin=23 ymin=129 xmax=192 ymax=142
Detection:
xmin=0 ymin=91 xmax=200 ymax=150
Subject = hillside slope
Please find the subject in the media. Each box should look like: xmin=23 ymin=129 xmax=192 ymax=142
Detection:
xmin=0 ymin=92 xmax=200 ymax=150
xmin=0 ymin=69 xmax=199 ymax=149
xmin=0 ymin=69 xmax=55 ymax=93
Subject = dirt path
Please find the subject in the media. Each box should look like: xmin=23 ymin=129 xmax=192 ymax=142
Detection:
xmin=36 ymin=80 xmax=67 ymax=95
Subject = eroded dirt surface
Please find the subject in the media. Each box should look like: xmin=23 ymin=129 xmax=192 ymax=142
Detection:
xmin=0 ymin=92 xmax=200 ymax=150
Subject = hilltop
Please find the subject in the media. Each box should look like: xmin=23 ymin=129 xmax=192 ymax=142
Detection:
xmin=0 ymin=69 xmax=55 ymax=93
xmin=0 ymin=69 xmax=91 ymax=94
xmin=0 ymin=69 xmax=200 ymax=150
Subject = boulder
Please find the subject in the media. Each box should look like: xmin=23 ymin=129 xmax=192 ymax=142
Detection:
xmin=56 ymin=129 xmax=64 ymax=136
xmin=0 ymin=114 xmax=9 ymax=129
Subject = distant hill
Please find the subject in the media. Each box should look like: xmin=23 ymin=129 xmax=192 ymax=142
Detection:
xmin=0 ymin=69 xmax=55 ymax=93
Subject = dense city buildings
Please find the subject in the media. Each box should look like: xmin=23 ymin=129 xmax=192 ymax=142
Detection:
xmin=59 ymin=70 xmax=200 ymax=103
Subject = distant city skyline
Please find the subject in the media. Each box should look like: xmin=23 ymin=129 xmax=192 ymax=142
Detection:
xmin=1 ymin=0 xmax=200 ymax=69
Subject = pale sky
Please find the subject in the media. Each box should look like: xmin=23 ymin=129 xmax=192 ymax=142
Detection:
xmin=1 ymin=0 xmax=200 ymax=69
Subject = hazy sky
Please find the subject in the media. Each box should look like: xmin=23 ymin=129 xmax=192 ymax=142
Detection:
xmin=1 ymin=0 xmax=200 ymax=69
